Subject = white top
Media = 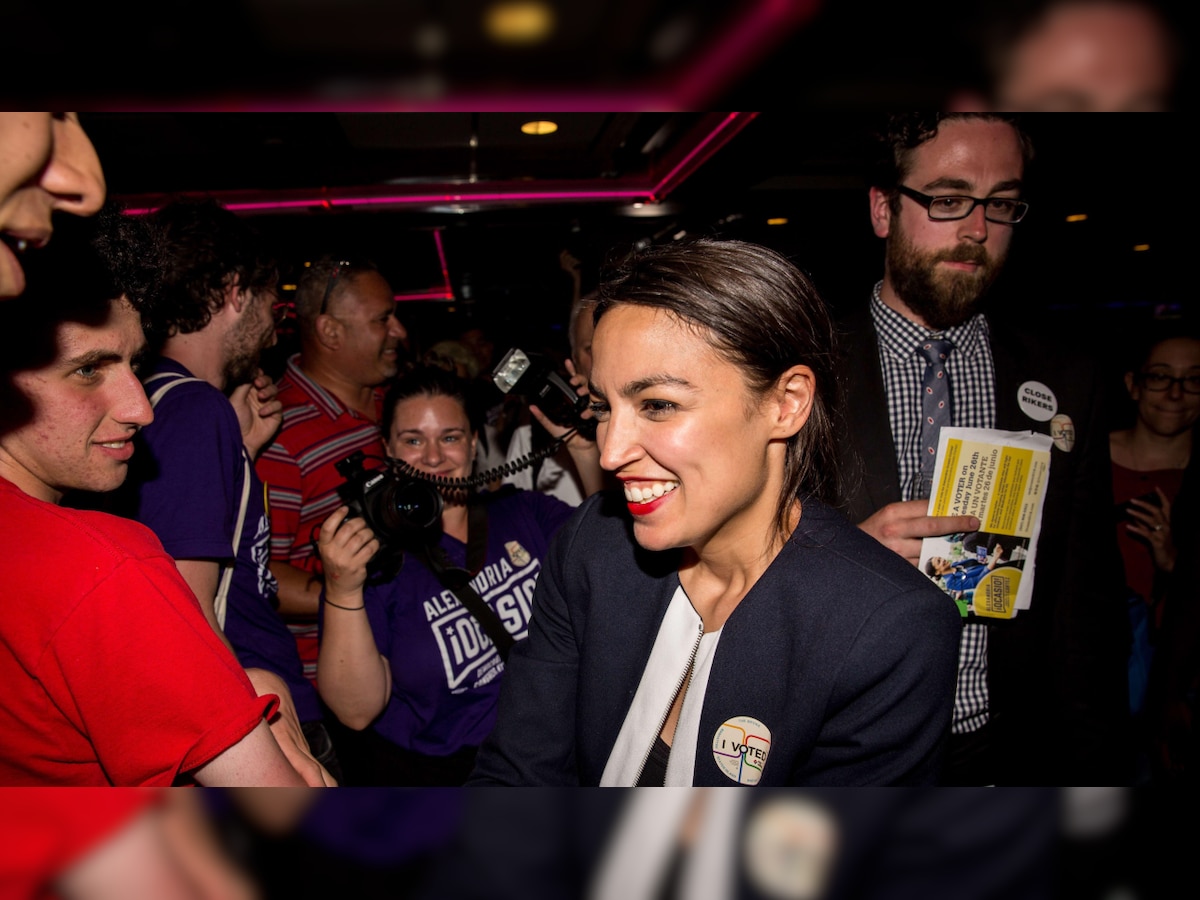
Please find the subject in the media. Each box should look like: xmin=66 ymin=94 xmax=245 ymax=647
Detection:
xmin=501 ymin=423 xmax=586 ymax=506
xmin=587 ymin=788 xmax=744 ymax=900
xmin=600 ymin=585 xmax=723 ymax=786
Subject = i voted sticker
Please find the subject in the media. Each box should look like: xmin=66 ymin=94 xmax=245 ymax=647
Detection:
xmin=743 ymin=796 xmax=839 ymax=900
xmin=712 ymin=715 xmax=771 ymax=785
xmin=1018 ymin=380 xmax=1058 ymax=421
xmin=505 ymin=540 xmax=531 ymax=567
xmin=1050 ymin=413 xmax=1076 ymax=453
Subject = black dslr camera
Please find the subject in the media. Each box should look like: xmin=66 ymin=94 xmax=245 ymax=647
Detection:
xmin=491 ymin=347 xmax=596 ymax=440
xmin=334 ymin=451 xmax=444 ymax=569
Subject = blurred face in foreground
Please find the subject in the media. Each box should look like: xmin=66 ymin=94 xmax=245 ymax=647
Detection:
xmin=0 ymin=113 xmax=106 ymax=299
xmin=996 ymin=1 xmax=1173 ymax=111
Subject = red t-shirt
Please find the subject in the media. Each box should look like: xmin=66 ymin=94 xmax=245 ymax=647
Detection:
xmin=0 ymin=789 xmax=159 ymax=899
xmin=255 ymin=354 xmax=386 ymax=683
xmin=0 ymin=478 xmax=277 ymax=785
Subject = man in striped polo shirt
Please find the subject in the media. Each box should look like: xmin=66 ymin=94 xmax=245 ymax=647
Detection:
xmin=256 ymin=256 xmax=408 ymax=701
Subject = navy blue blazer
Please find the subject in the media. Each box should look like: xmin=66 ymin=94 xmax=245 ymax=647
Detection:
xmin=833 ymin=307 xmax=1132 ymax=784
xmin=423 ymin=788 xmax=1061 ymax=900
xmin=469 ymin=493 xmax=961 ymax=786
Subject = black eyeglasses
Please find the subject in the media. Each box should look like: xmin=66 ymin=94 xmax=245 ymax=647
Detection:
xmin=1137 ymin=372 xmax=1200 ymax=394
xmin=318 ymin=260 xmax=353 ymax=316
xmin=896 ymin=185 xmax=1030 ymax=224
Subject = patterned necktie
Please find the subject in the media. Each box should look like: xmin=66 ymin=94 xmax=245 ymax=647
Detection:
xmin=917 ymin=338 xmax=953 ymax=499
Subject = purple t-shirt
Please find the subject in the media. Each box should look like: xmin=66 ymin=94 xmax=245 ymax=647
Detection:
xmin=324 ymin=489 xmax=574 ymax=757
xmin=126 ymin=359 xmax=321 ymax=723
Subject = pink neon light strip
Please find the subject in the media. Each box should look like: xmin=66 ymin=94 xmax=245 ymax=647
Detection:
xmin=120 ymin=112 xmax=757 ymax=216
xmin=100 ymin=2 xmax=820 ymax=113
xmin=651 ymin=112 xmax=756 ymax=201
xmin=669 ymin=1 xmax=821 ymax=108
xmin=432 ymin=230 xmax=453 ymax=299
xmin=395 ymin=291 xmax=455 ymax=302
xmin=123 ymin=188 xmax=649 ymax=216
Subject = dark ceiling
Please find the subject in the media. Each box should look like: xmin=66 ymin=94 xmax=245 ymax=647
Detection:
xmin=28 ymin=1 xmax=829 ymax=109
xmin=25 ymin=1 xmax=1193 ymax=111
xmin=77 ymin=111 xmax=1191 ymax=376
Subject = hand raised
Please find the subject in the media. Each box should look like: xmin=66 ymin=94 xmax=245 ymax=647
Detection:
xmin=232 ymin=370 xmax=283 ymax=458
xmin=317 ymin=507 xmax=379 ymax=599
xmin=531 ymin=359 xmax=595 ymax=451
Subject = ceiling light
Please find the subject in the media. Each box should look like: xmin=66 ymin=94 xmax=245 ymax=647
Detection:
xmin=485 ymin=2 xmax=555 ymax=46
xmin=615 ymin=202 xmax=679 ymax=217
xmin=520 ymin=120 xmax=558 ymax=136
xmin=1066 ymin=214 xmax=1088 ymax=222
xmin=767 ymin=217 xmax=788 ymax=226
xmin=413 ymin=22 xmax=447 ymax=59
xmin=647 ymin=15 xmax=697 ymax=63
xmin=1133 ymin=244 xmax=1150 ymax=252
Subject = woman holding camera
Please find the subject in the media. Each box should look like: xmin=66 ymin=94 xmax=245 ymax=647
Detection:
xmin=469 ymin=238 xmax=962 ymax=786
xmin=315 ymin=364 xmax=597 ymax=785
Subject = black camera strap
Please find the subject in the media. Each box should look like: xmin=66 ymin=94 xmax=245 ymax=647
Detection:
xmin=415 ymin=500 xmax=515 ymax=662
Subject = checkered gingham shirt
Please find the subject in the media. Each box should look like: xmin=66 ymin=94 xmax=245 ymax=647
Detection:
xmin=870 ymin=283 xmax=996 ymax=735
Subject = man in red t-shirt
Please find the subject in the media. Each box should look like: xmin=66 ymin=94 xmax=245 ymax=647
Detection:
xmin=2 ymin=789 xmax=257 ymax=900
xmin=0 ymin=209 xmax=305 ymax=786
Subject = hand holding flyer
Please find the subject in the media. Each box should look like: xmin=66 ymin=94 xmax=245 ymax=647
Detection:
xmin=918 ymin=428 xmax=1053 ymax=619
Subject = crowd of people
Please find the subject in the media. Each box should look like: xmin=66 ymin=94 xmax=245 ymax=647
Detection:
xmin=1 ymin=110 xmax=1197 ymax=894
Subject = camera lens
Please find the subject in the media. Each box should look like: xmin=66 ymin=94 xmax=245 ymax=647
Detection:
xmin=380 ymin=478 xmax=443 ymax=535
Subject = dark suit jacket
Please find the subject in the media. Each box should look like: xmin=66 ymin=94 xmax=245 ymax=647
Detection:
xmin=425 ymin=788 xmax=1060 ymax=900
xmin=470 ymin=492 xmax=961 ymax=786
xmin=834 ymin=306 xmax=1132 ymax=784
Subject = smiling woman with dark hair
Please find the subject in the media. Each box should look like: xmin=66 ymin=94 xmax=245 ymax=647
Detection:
xmin=469 ymin=238 xmax=962 ymax=786
xmin=313 ymin=364 xmax=598 ymax=785
xmin=1111 ymin=332 xmax=1200 ymax=626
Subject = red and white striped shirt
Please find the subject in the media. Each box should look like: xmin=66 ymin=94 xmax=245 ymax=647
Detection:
xmin=255 ymin=354 xmax=387 ymax=683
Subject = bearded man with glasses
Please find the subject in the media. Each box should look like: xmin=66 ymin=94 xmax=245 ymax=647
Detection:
xmin=835 ymin=113 xmax=1131 ymax=786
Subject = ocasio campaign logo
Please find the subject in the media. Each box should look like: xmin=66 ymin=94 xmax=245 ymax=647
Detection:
xmin=712 ymin=715 xmax=772 ymax=785
xmin=425 ymin=552 xmax=540 ymax=691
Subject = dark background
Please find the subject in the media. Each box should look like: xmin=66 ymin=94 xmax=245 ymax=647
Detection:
xmin=17 ymin=1 xmax=1193 ymax=109
xmin=79 ymin=111 xmax=1192 ymax=430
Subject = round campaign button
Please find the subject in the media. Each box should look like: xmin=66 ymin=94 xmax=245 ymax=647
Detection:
xmin=712 ymin=715 xmax=772 ymax=785
xmin=1017 ymin=380 xmax=1058 ymax=422
xmin=743 ymin=796 xmax=839 ymax=900
xmin=1050 ymin=413 xmax=1076 ymax=453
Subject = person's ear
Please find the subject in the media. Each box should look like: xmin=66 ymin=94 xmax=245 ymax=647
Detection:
xmin=316 ymin=313 xmax=342 ymax=350
xmin=226 ymin=277 xmax=250 ymax=314
xmin=769 ymin=365 xmax=815 ymax=440
xmin=1125 ymin=371 xmax=1137 ymax=398
xmin=869 ymin=187 xmax=892 ymax=239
